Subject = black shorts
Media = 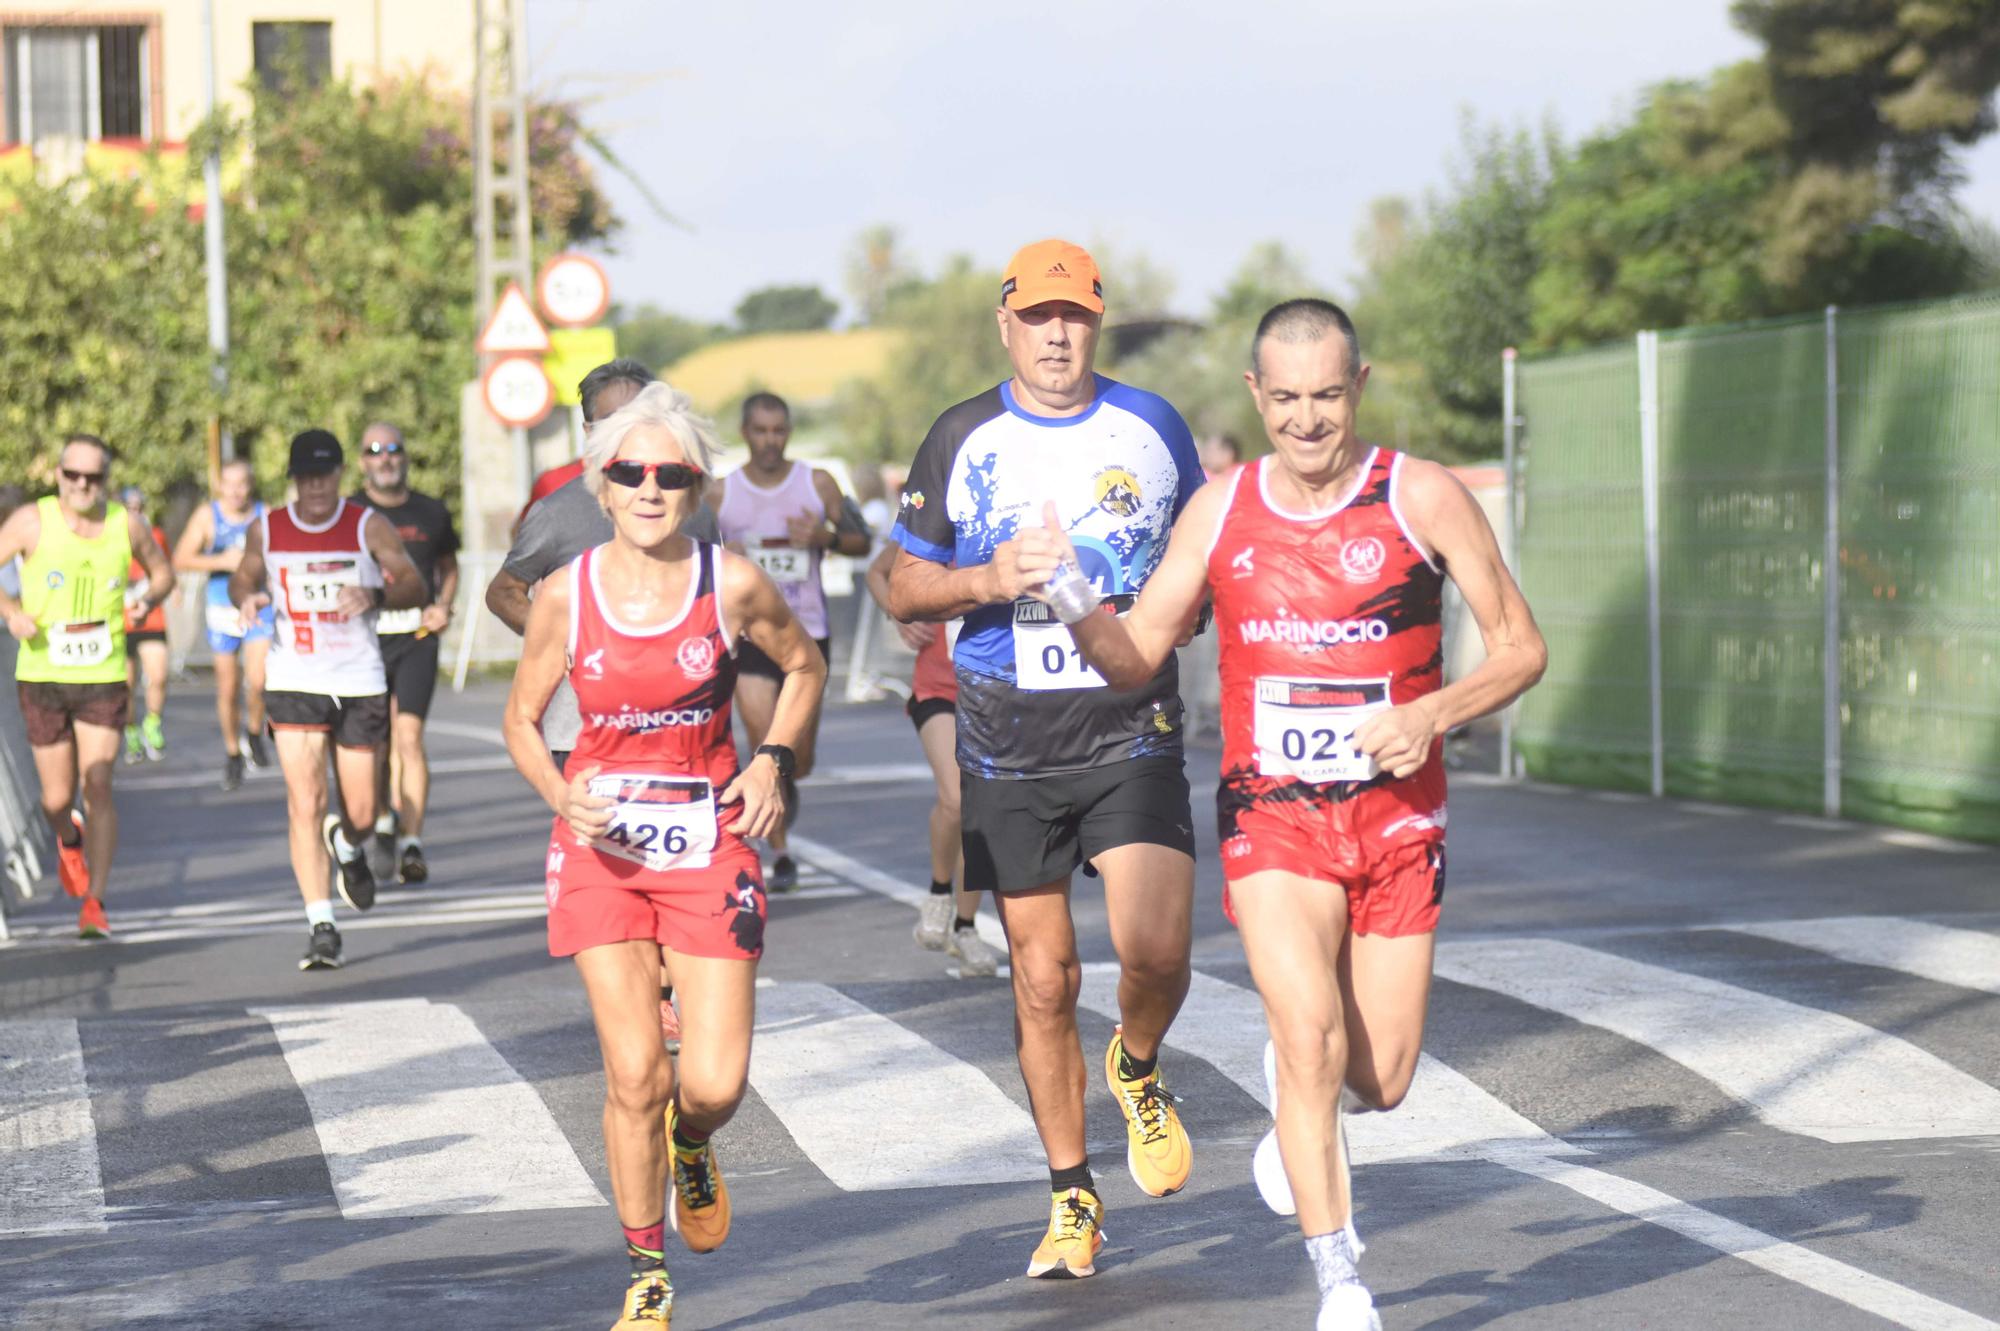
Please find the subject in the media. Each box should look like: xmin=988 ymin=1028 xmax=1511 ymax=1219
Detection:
xmin=124 ymin=629 xmax=167 ymax=657
xmin=907 ymin=695 xmax=955 ymax=732
xmin=961 ymin=754 xmax=1195 ymax=893
xmin=267 ymin=691 xmax=389 ymax=750
xmin=737 ymin=636 xmax=831 ymax=683
xmin=378 ymin=631 xmax=442 ymax=719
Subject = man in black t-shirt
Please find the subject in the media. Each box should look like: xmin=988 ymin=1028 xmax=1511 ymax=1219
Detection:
xmin=354 ymin=421 xmax=459 ymax=884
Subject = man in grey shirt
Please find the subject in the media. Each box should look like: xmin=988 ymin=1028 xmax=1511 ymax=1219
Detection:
xmin=485 ymin=359 xmax=718 ymax=764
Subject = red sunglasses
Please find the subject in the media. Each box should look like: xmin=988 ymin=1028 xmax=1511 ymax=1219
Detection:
xmin=603 ymin=459 xmax=702 ymax=491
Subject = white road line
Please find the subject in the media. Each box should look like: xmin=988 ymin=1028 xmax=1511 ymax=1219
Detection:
xmin=1721 ymin=916 xmax=2000 ymax=997
xmin=1496 ymin=1149 xmax=2000 ymax=1331
xmin=0 ymin=905 xmax=555 ymax=948
xmin=424 ymin=719 xmax=510 ymax=747
xmin=799 ymin=763 xmax=936 ymax=787
xmin=751 ymin=981 xmax=1044 ymax=1190
xmin=787 ymin=834 xmax=1010 ymax=956
xmin=1076 ymin=965 xmax=1555 ymax=1165
xmin=1091 ymin=966 xmax=1997 ymax=1330
xmin=1880 ymin=830 xmax=1988 ymax=855
xmin=0 ymin=1020 xmax=108 ymax=1235
xmin=1437 ymin=938 xmax=2000 ymax=1142
xmin=253 ymin=999 xmax=604 ymax=1218
xmin=116 ymin=754 xmax=520 ymax=792
xmin=1775 ymin=814 xmax=1850 ymax=832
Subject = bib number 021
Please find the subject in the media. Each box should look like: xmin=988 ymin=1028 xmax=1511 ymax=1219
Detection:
xmin=1252 ymin=676 xmax=1389 ymax=784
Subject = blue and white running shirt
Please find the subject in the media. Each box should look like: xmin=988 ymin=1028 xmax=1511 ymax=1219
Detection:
xmin=890 ymin=376 xmax=1204 ymax=778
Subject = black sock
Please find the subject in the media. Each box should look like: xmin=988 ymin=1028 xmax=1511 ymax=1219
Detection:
xmin=929 ymin=878 xmax=953 ymax=896
xmin=1049 ymin=1161 xmax=1094 ymax=1195
xmin=954 ymin=915 xmax=976 ymax=931
xmin=671 ymin=1119 xmax=711 ymax=1155
xmin=1118 ymin=1044 xmax=1158 ymax=1082
xmin=57 ymin=821 xmax=81 ymax=848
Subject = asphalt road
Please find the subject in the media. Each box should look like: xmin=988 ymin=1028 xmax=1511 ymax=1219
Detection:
xmin=1 ymin=678 xmax=1996 ymax=1331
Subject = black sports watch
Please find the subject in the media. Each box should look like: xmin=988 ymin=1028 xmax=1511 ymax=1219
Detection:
xmin=754 ymin=744 xmax=796 ymax=779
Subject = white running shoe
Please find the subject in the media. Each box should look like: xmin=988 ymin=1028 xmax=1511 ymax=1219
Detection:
xmin=1316 ymin=1284 xmax=1383 ymax=1331
xmin=1256 ymin=1039 xmax=1296 ymax=1215
xmin=914 ymin=894 xmax=953 ymax=950
xmin=946 ymin=925 xmax=1000 ymax=977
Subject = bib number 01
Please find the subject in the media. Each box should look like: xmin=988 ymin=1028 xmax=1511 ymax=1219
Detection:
xmin=587 ymin=773 xmax=717 ymax=871
xmin=1011 ymin=594 xmax=1134 ymax=691
xmin=1253 ymin=677 xmax=1389 ymax=784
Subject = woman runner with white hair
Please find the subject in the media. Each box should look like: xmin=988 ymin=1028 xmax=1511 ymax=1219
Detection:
xmin=503 ymin=381 xmax=827 ymax=1331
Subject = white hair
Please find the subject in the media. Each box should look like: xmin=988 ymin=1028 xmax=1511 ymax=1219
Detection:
xmin=580 ymin=380 xmax=721 ymax=498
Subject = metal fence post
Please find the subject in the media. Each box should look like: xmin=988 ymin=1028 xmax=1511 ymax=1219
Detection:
xmin=1822 ymin=306 xmax=1842 ymax=818
xmin=1500 ymin=347 xmax=1519 ymax=779
xmin=1636 ymin=330 xmax=1665 ymax=798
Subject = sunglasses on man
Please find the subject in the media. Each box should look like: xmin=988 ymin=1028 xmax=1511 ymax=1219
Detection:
xmin=363 ymin=441 xmax=405 ymax=456
xmin=60 ymin=468 xmax=106 ymax=485
xmin=602 ymin=460 xmax=702 ymax=491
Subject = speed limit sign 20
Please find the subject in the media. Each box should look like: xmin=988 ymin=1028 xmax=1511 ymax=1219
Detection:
xmin=483 ymin=355 xmax=555 ymax=429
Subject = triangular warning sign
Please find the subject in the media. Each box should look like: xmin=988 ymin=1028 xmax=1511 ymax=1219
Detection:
xmin=476 ymin=281 xmax=551 ymax=354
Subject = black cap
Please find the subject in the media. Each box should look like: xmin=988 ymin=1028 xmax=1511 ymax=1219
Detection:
xmin=287 ymin=429 xmax=343 ymax=477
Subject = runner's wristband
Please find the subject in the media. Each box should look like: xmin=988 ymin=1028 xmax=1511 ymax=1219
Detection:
xmin=1046 ymin=561 xmax=1101 ymax=626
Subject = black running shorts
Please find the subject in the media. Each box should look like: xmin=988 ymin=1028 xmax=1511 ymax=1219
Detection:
xmin=378 ymin=630 xmax=442 ymax=719
xmin=267 ymin=690 xmax=389 ymax=750
xmin=961 ymin=754 xmax=1195 ymax=894
xmin=906 ymin=695 xmax=955 ymax=732
xmin=737 ymin=635 xmax=831 ymax=683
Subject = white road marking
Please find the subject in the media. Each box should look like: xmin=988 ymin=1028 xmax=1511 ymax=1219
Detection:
xmin=0 ymin=1020 xmax=108 ymax=1235
xmin=1437 ymin=937 xmax=2000 ymax=1142
xmin=1076 ymin=965 xmax=1553 ymax=1164
xmin=116 ymin=754 xmax=519 ymax=792
xmin=252 ymin=999 xmax=605 ymax=1218
xmin=1087 ymin=966 xmax=1998 ymax=1330
xmin=1879 ymin=830 xmax=1988 ymax=855
xmin=750 ymin=981 xmax=1043 ymax=1190
xmin=1722 ymin=916 xmax=2000 ymax=996
xmin=788 ymin=834 xmax=1010 ymax=957
xmin=1496 ymin=1148 xmax=2000 ymax=1331
xmin=798 ymin=763 xmax=936 ymax=787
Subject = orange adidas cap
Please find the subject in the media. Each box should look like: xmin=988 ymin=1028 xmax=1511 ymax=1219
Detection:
xmin=1000 ymin=239 xmax=1104 ymax=314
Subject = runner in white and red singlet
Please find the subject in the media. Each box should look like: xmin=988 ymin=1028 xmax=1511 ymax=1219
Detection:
xmin=504 ymin=382 xmax=825 ymax=1331
xmin=1026 ymin=299 xmax=1546 ymax=1330
xmin=233 ymin=430 xmax=424 ymax=972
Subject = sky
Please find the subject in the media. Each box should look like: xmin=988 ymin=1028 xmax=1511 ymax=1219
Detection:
xmin=529 ymin=0 xmax=2000 ymax=325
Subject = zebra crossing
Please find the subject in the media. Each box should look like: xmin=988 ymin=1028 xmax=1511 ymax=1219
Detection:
xmin=3 ymin=844 xmax=1997 ymax=1328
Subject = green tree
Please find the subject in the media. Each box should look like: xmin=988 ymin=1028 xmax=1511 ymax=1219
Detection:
xmin=0 ymin=69 xmax=618 ymax=507
xmin=844 ymin=224 xmax=918 ymax=325
xmin=833 ymin=255 xmax=1009 ymax=463
xmin=734 ymin=284 xmax=839 ymax=334
xmin=1354 ymin=117 xmax=1560 ymax=461
xmin=610 ymin=303 xmax=729 ymax=372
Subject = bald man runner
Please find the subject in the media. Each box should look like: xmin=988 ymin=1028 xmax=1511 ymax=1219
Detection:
xmin=1031 ymin=299 xmax=1546 ymax=1328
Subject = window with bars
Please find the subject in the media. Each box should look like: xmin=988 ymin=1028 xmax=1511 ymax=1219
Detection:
xmin=251 ymin=21 xmax=333 ymax=95
xmin=2 ymin=25 xmax=150 ymax=146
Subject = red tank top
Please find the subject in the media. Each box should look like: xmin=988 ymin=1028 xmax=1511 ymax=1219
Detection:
xmin=1207 ymin=449 xmax=1445 ymax=796
xmin=565 ymin=542 xmax=740 ymax=792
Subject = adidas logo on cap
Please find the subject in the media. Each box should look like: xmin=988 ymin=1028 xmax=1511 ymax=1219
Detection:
xmin=1047 ymin=262 xmax=1069 ymax=276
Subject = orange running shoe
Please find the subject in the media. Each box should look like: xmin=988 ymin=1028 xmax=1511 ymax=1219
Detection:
xmin=1106 ymin=1026 xmax=1192 ymax=1197
xmin=665 ymin=1101 xmax=731 ymax=1253
xmin=1025 ymin=1186 xmax=1105 ymax=1278
xmin=609 ymin=1269 xmax=672 ymax=1329
xmin=57 ymin=810 xmax=88 ymax=898
xmin=78 ymin=897 xmax=109 ymax=939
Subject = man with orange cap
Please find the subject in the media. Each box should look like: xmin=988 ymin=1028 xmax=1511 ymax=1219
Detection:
xmin=886 ymin=239 xmax=1206 ymax=1280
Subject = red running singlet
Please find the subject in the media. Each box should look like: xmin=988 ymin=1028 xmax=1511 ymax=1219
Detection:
xmin=1205 ymin=449 xmax=1448 ymax=937
xmin=543 ymin=541 xmax=766 ymax=960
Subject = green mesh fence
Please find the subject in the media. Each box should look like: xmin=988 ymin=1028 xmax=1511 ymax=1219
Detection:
xmin=1836 ymin=297 xmax=2000 ymax=838
xmin=1513 ymin=345 xmax=1649 ymax=791
xmin=1510 ymin=293 xmax=2000 ymax=842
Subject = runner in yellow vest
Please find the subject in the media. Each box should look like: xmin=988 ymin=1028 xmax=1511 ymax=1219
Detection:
xmin=0 ymin=434 xmax=173 ymax=937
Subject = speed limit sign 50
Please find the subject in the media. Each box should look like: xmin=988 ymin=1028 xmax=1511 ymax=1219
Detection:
xmin=537 ymin=253 xmax=612 ymax=328
xmin=483 ymin=355 xmax=555 ymax=429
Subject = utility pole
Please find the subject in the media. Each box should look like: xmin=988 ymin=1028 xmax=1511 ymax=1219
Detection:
xmin=200 ymin=0 xmax=232 ymax=471
xmin=472 ymin=0 xmax=535 ymax=500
